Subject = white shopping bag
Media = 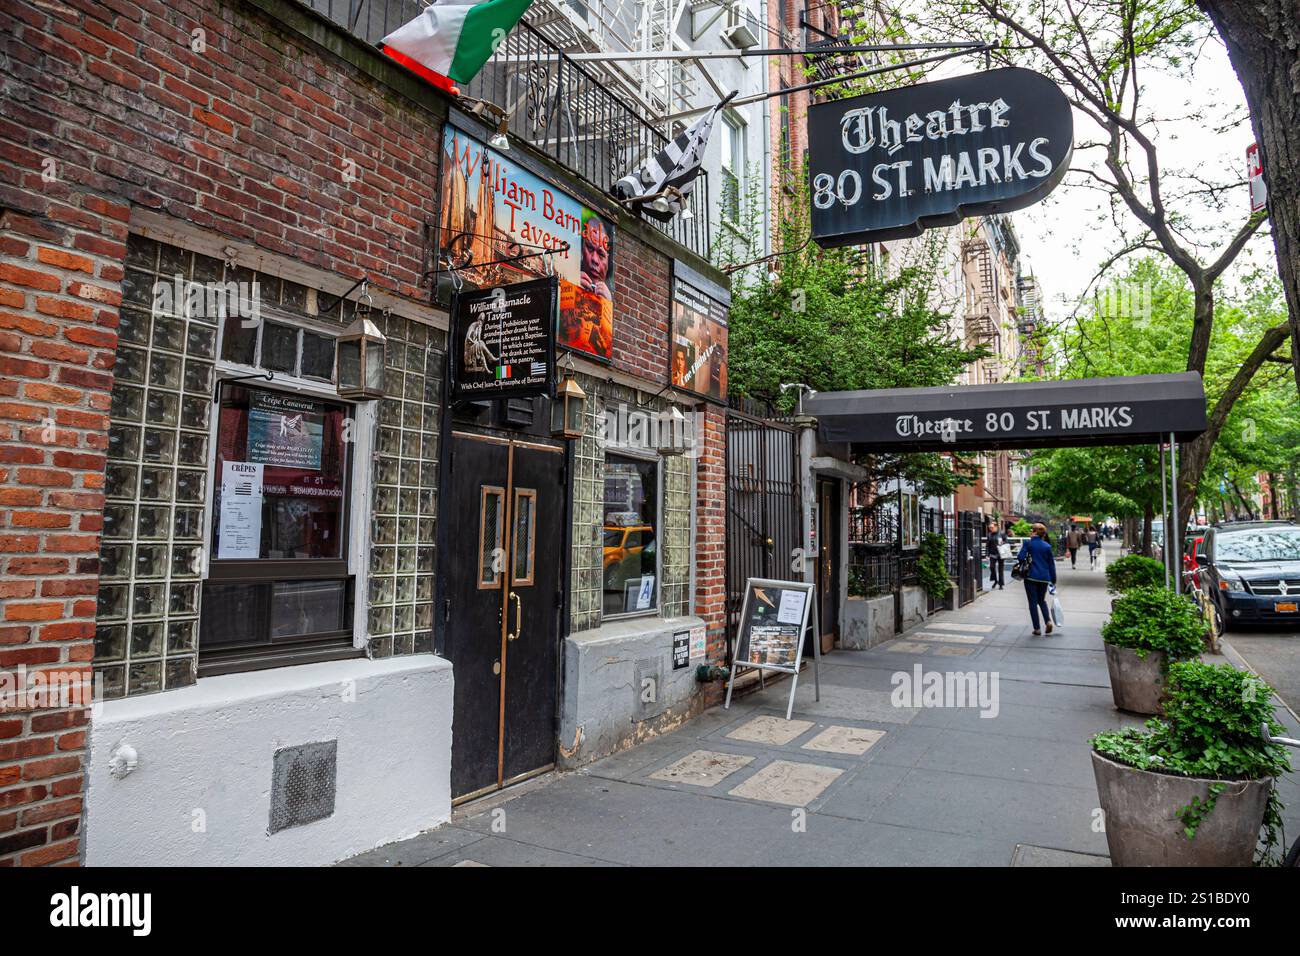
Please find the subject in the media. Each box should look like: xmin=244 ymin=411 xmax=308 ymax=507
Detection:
xmin=1052 ymin=596 xmax=1065 ymax=625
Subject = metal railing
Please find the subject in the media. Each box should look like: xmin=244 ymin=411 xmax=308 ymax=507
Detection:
xmin=300 ymin=0 xmax=712 ymax=260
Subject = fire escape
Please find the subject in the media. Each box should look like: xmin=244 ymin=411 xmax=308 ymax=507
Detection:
xmin=961 ymin=235 xmax=1000 ymax=370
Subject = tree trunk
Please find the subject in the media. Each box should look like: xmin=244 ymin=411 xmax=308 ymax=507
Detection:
xmin=1202 ymin=1 xmax=1300 ymax=399
xmin=1141 ymin=501 xmax=1153 ymax=555
xmin=1175 ymin=322 xmax=1290 ymax=530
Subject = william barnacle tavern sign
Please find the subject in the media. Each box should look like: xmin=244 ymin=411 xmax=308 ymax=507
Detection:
xmin=449 ymin=276 xmax=558 ymax=401
xmin=808 ymin=67 xmax=1073 ymax=246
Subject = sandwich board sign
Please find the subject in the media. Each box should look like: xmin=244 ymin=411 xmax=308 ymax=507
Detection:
xmin=724 ymin=578 xmax=820 ymax=720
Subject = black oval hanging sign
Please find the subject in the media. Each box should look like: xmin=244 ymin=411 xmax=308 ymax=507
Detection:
xmin=808 ymin=67 xmax=1073 ymax=246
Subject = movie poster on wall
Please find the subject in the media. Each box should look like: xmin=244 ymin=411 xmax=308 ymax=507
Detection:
xmin=439 ymin=125 xmax=616 ymax=362
xmin=670 ymin=276 xmax=728 ymax=403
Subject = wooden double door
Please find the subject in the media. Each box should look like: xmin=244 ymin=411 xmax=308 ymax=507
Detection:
xmin=441 ymin=430 xmax=566 ymax=802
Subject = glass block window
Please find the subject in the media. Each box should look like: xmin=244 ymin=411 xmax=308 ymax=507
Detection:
xmin=568 ymin=377 xmax=694 ymax=633
xmin=98 ymin=235 xmax=217 ymax=698
xmin=366 ymin=313 xmax=445 ymax=658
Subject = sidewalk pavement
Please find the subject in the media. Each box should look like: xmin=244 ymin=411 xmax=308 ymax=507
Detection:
xmin=341 ymin=550 xmax=1300 ymax=867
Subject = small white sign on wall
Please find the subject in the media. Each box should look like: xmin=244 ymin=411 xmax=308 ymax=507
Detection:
xmin=689 ymin=624 xmax=707 ymax=662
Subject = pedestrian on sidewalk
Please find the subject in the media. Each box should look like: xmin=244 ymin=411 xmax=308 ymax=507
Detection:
xmin=1017 ymin=523 xmax=1057 ymax=636
xmin=986 ymin=520 xmax=1006 ymax=590
xmin=1086 ymin=526 xmax=1100 ymax=568
xmin=1065 ymin=524 xmax=1083 ymax=569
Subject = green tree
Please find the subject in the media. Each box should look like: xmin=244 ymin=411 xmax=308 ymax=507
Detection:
xmin=723 ymin=173 xmax=989 ymax=504
xmin=1027 ymin=258 xmax=1298 ymax=533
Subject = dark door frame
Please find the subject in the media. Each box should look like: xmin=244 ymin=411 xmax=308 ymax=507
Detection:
xmin=816 ymin=477 xmax=840 ymax=651
xmin=434 ymin=390 xmax=573 ymax=802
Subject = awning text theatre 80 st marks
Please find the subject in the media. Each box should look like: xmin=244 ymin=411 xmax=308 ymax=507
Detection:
xmin=804 ymin=373 xmax=1208 ymax=453
xmin=807 ymin=67 xmax=1073 ymax=246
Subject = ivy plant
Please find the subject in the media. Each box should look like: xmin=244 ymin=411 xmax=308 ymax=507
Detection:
xmin=1101 ymin=585 xmax=1206 ymax=662
xmin=1105 ymin=553 xmax=1166 ymax=593
xmin=916 ymin=532 xmax=950 ymax=600
xmin=1092 ymin=661 xmax=1292 ymax=864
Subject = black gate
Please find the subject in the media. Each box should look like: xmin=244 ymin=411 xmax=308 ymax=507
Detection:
xmin=957 ymin=511 xmax=985 ymax=605
xmin=725 ymin=400 xmax=801 ymax=659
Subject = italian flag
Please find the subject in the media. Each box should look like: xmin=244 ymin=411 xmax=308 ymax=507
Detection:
xmin=495 ymin=365 xmax=512 ymax=379
xmin=381 ymin=0 xmax=533 ymax=93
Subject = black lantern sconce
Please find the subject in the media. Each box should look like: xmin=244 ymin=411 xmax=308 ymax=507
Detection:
xmin=335 ymin=288 xmax=387 ymax=401
xmin=550 ymin=371 xmax=586 ymax=440
xmin=655 ymin=403 xmax=688 ymax=457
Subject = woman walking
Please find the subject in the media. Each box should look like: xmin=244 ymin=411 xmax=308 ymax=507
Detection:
xmin=1017 ymin=523 xmax=1058 ymax=636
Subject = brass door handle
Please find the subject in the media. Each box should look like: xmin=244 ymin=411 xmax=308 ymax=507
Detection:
xmin=507 ymin=591 xmax=522 ymax=641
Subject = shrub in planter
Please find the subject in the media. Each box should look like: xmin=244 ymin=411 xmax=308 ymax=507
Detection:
xmin=1010 ymin=518 xmax=1033 ymax=537
xmin=1105 ymin=553 xmax=1165 ymax=593
xmin=1101 ymin=585 xmax=1206 ymax=714
xmin=1091 ymin=661 xmax=1291 ymax=865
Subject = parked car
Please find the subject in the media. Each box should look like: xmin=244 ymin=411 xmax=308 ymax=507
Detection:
xmin=1195 ymin=521 xmax=1300 ymax=633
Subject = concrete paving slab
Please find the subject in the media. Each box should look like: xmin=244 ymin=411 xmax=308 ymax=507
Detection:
xmin=869 ymin=767 xmax=1110 ymax=856
xmin=934 ymin=646 xmax=977 ymax=657
xmin=649 ymin=749 xmax=753 ymax=787
xmin=1010 ymin=844 xmax=1110 ymax=867
xmin=802 ymin=725 xmax=885 ymax=756
xmin=790 ymin=683 xmax=919 ymax=725
xmin=886 ymin=641 xmax=930 ymax=654
xmin=915 ymin=728 xmax=1098 ymax=791
xmin=726 ymin=715 xmax=814 ymax=746
xmin=911 ymin=631 xmax=984 ymax=644
xmin=726 ymin=759 xmax=844 ymax=806
xmin=336 ymin=824 xmax=486 ymax=866
xmin=925 ymin=622 xmax=996 ymax=633
xmin=423 ymin=836 xmax=618 ymax=867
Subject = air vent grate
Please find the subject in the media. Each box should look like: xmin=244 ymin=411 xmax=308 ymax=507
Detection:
xmin=269 ymin=740 xmax=338 ymax=834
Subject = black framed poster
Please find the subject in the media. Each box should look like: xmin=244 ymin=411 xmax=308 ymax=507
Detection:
xmin=448 ymin=275 xmax=558 ymax=401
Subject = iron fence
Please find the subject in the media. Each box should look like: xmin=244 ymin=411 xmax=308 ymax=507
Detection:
xmin=300 ymin=0 xmax=712 ymax=260
xmin=725 ymin=409 xmax=801 ymax=659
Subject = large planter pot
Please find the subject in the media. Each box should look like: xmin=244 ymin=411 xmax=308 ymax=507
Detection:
xmin=1104 ymin=643 xmax=1167 ymax=715
xmin=1091 ymin=752 xmax=1272 ymax=866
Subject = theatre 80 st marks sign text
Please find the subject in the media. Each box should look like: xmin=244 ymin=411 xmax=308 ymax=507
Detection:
xmin=808 ymin=67 xmax=1073 ymax=245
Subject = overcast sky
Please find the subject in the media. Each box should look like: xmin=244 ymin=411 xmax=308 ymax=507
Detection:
xmin=1008 ymin=33 xmax=1272 ymax=325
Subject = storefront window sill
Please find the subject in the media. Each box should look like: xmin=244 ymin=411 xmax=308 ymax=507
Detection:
xmin=569 ymin=614 xmax=705 ymax=646
xmin=94 ymin=654 xmax=451 ymax=725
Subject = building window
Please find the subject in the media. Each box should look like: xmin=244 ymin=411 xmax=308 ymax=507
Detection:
xmin=720 ymin=115 xmax=745 ymax=224
xmin=602 ymin=454 xmax=659 ymax=616
xmin=199 ymin=381 xmax=357 ymax=674
xmin=901 ymin=489 xmax=921 ymax=548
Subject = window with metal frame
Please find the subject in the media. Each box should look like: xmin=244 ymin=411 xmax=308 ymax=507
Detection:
xmin=602 ymin=454 xmax=660 ymax=616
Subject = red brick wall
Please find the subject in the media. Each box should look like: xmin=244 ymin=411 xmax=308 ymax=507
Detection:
xmin=609 ymin=231 xmax=672 ymax=383
xmin=0 ymin=0 xmax=448 ymax=867
xmin=695 ymin=403 xmax=728 ymax=698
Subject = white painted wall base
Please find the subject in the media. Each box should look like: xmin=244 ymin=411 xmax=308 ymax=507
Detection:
xmin=85 ymin=655 xmax=453 ymax=867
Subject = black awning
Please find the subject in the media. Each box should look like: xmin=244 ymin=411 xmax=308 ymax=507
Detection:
xmin=803 ymin=372 xmax=1208 ymax=453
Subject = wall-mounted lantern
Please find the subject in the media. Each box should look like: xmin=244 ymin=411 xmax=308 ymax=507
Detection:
xmin=656 ymin=404 xmax=688 ymax=457
xmin=336 ymin=313 xmax=386 ymax=401
xmin=550 ymin=372 xmax=586 ymax=440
